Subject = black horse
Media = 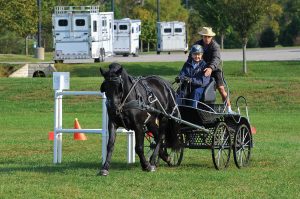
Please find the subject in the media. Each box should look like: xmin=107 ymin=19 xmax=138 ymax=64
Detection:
xmin=99 ymin=63 xmax=180 ymax=176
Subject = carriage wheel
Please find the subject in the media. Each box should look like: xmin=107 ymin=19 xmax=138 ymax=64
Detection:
xmin=144 ymin=131 xmax=158 ymax=164
xmin=161 ymin=134 xmax=184 ymax=167
xmin=211 ymin=122 xmax=231 ymax=170
xmin=233 ymin=124 xmax=252 ymax=168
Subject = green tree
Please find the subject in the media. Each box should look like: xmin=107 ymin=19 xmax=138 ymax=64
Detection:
xmin=0 ymin=0 xmax=38 ymax=55
xmin=191 ymin=0 xmax=231 ymax=49
xmin=278 ymin=0 xmax=300 ymax=46
xmin=259 ymin=27 xmax=276 ymax=47
xmin=225 ymin=0 xmax=271 ymax=74
xmin=187 ymin=8 xmax=204 ymax=45
xmin=132 ymin=6 xmax=156 ymax=51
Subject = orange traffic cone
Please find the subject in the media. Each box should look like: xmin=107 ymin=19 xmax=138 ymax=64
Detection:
xmin=74 ymin=118 xmax=87 ymax=140
xmin=251 ymin=126 xmax=257 ymax=135
xmin=48 ymin=131 xmax=54 ymax=141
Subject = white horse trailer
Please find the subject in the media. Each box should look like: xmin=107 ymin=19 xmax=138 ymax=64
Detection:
xmin=52 ymin=6 xmax=114 ymax=63
xmin=113 ymin=18 xmax=141 ymax=56
xmin=156 ymin=21 xmax=188 ymax=54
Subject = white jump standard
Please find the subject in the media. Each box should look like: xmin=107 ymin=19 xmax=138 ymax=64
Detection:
xmin=52 ymin=72 xmax=135 ymax=165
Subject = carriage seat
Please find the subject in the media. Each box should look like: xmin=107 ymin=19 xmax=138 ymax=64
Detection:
xmin=201 ymin=77 xmax=216 ymax=104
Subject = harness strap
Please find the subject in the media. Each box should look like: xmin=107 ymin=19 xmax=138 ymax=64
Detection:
xmin=118 ymin=76 xmax=142 ymax=112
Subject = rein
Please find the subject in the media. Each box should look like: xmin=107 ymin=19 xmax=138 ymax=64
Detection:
xmin=118 ymin=76 xmax=142 ymax=112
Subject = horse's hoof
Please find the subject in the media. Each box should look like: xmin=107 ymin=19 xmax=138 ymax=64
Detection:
xmin=98 ymin=169 xmax=109 ymax=176
xmin=143 ymin=165 xmax=156 ymax=172
xmin=150 ymin=165 xmax=156 ymax=172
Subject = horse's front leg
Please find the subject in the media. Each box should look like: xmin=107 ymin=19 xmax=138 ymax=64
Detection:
xmin=99 ymin=121 xmax=116 ymax=176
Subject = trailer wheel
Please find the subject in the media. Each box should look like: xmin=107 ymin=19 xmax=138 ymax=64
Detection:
xmin=100 ymin=48 xmax=105 ymax=62
xmin=133 ymin=48 xmax=139 ymax=57
xmin=211 ymin=122 xmax=231 ymax=170
xmin=54 ymin=60 xmax=63 ymax=63
xmin=156 ymin=51 xmax=160 ymax=55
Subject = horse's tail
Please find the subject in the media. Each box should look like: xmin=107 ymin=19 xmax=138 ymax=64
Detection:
xmin=164 ymin=116 xmax=181 ymax=151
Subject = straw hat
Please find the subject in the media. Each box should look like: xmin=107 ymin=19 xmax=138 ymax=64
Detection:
xmin=198 ymin=27 xmax=216 ymax=37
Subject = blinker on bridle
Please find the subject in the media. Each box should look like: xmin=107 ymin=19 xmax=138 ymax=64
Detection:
xmin=104 ymin=75 xmax=124 ymax=114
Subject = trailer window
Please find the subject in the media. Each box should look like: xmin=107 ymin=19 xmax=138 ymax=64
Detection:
xmin=58 ymin=19 xmax=68 ymax=26
xmin=119 ymin=25 xmax=128 ymax=30
xmin=93 ymin=21 xmax=97 ymax=32
xmin=132 ymin=27 xmax=134 ymax=33
xmin=102 ymin=20 xmax=107 ymax=27
xmin=76 ymin=19 xmax=85 ymax=26
xmin=114 ymin=25 xmax=116 ymax=30
xmin=164 ymin=28 xmax=172 ymax=33
xmin=175 ymin=28 xmax=182 ymax=33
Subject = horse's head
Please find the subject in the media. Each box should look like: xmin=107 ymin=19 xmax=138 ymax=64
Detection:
xmin=100 ymin=63 xmax=124 ymax=116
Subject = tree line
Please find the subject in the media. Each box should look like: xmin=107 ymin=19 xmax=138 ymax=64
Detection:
xmin=0 ymin=0 xmax=299 ymax=55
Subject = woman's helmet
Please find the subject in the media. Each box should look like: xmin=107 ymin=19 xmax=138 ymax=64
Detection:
xmin=190 ymin=44 xmax=204 ymax=54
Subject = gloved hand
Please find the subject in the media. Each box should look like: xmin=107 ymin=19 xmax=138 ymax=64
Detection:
xmin=175 ymin=76 xmax=180 ymax=83
xmin=183 ymin=76 xmax=191 ymax=83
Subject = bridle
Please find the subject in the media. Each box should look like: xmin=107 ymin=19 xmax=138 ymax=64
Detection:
xmin=103 ymin=75 xmax=141 ymax=115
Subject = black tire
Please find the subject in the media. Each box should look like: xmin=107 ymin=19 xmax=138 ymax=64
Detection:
xmin=212 ymin=122 xmax=231 ymax=170
xmin=133 ymin=48 xmax=139 ymax=57
xmin=160 ymin=134 xmax=184 ymax=167
xmin=144 ymin=131 xmax=157 ymax=163
xmin=156 ymin=51 xmax=160 ymax=55
xmin=233 ymin=124 xmax=252 ymax=168
xmin=100 ymin=48 xmax=105 ymax=62
xmin=54 ymin=60 xmax=63 ymax=63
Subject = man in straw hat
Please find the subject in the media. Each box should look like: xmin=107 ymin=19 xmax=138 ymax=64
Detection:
xmin=190 ymin=27 xmax=234 ymax=113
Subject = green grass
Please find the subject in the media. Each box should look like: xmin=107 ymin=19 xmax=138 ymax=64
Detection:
xmin=0 ymin=52 xmax=53 ymax=62
xmin=0 ymin=61 xmax=300 ymax=198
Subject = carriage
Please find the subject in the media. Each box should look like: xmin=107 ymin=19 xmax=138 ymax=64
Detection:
xmin=100 ymin=64 xmax=253 ymax=175
xmin=144 ymin=79 xmax=253 ymax=170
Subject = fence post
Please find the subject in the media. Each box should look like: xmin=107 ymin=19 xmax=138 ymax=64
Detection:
xmin=101 ymin=93 xmax=108 ymax=164
xmin=127 ymin=130 xmax=135 ymax=163
xmin=53 ymin=72 xmax=69 ymax=164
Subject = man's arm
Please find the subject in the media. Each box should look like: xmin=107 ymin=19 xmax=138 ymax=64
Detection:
xmin=208 ymin=41 xmax=221 ymax=71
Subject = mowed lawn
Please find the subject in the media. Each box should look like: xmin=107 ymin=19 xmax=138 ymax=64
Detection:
xmin=0 ymin=61 xmax=299 ymax=199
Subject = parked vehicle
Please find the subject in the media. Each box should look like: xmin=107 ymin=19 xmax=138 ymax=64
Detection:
xmin=156 ymin=21 xmax=188 ymax=54
xmin=113 ymin=18 xmax=141 ymax=57
xmin=52 ymin=6 xmax=113 ymax=63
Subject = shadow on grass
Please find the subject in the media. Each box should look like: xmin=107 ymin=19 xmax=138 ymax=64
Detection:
xmin=0 ymin=161 xmax=139 ymax=174
xmin=0 ymin=159 xmax=217 ymax=175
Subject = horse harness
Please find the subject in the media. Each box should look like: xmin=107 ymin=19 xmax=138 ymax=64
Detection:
xmin=104 ymin=75 xmax=174 ymax=130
